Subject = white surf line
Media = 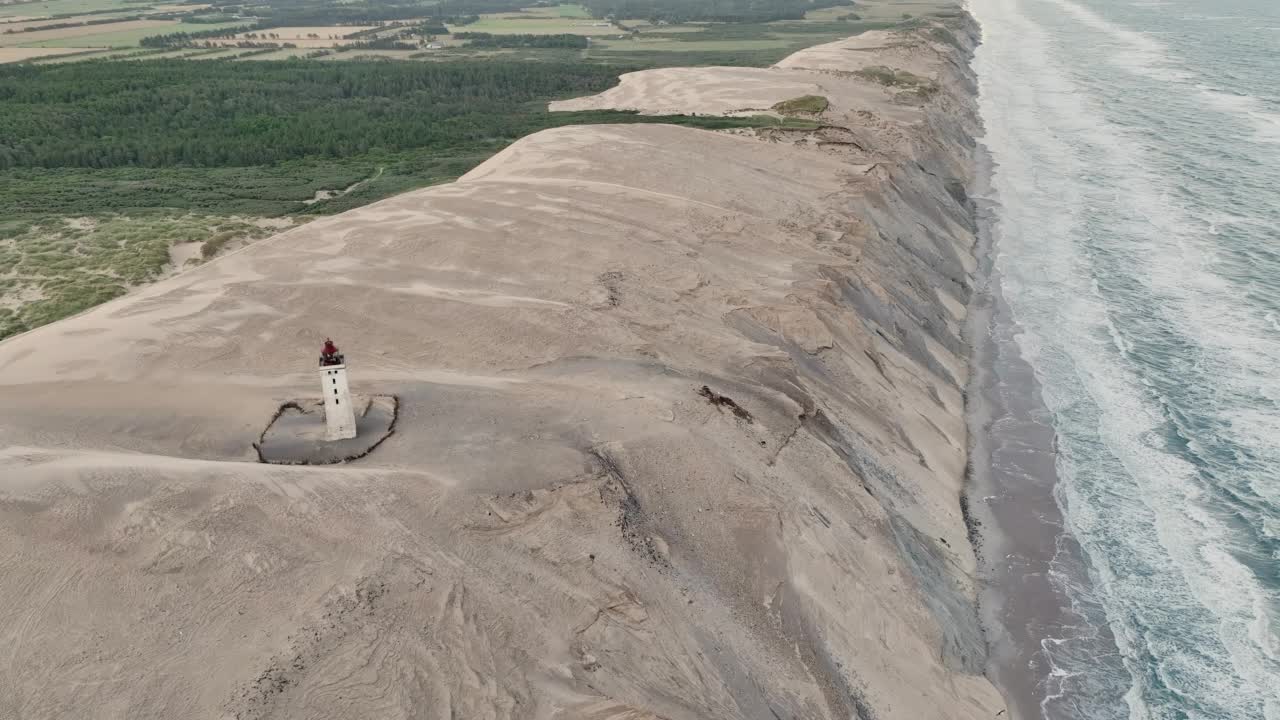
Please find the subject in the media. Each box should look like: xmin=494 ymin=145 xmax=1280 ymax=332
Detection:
xmin=1043 ymin=0 xmax=1280 ymax=144
xmin=1032 ymin=0 xmax=1280 ymax=469
xmin=971 ymin=0 xmax=1280 ymax=715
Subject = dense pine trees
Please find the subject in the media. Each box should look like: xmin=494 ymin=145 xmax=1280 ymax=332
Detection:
xmin=0 ymin=60 xmax=625 ymax=170
xmin=452 ymin=32 xmax=589 ymax=48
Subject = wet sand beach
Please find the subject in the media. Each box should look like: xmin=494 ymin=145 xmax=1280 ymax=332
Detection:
xmin=965 ymin=152 xmax=1126 ymax=719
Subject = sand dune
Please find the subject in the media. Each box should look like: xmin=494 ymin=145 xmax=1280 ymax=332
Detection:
xmin=0 ymin=15 xmax=1004 ymax=720
xmin=548 ymin=65 xmax=919 ymax=125
xmin=774 ymin=30 xmax=944 ymax=77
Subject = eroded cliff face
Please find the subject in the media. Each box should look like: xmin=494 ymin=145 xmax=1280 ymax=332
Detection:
xmin=0 ymin=14 xmax=1004 ymax=720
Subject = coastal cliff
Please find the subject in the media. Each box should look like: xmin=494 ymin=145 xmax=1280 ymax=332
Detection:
xmin=0 ymin=11 xmax=1005 ymax=720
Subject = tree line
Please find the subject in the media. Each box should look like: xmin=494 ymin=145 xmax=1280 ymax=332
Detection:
xmin=140 ymin=24 xmax=259 ymax=47
xmin=453 ymin=32 xmax=589 ymax=48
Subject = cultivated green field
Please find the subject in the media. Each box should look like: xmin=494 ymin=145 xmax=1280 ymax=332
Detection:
xmin=521 ymin=4 xmax=592 ymax=18
xmin=0 ymin=0 xmax=150 ymax=19
xmin=22 ymin=21 xmax=245 ymax=47
xmin=454 ymin=15 xmax=618 ymax=35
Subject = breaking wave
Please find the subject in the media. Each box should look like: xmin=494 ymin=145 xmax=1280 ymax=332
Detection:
xmin=969 ymin=0 xmax=1280 ymax=717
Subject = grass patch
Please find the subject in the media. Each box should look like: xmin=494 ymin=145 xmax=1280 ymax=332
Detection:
xmin=772 ymin=94 xmax=828 ymax=114
xmin=853 ymin=64 xmax=938 ymax=96
xmin=928 ymin=24 xmax=961 ymax=48
xmin=0 ymin=214 xmax=279 ymax=339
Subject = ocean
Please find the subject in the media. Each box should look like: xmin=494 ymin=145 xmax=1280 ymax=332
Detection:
xmin=965 ymin=0 xmax=1280 ymax=718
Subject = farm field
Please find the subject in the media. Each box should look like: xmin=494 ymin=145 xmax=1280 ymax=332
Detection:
xmin=1 ymin=12 xmax=135 ymax=31
xmin=0 ymin=0 xmax=144 ymax=20
xmin=0 ymin=18 xmax=244 ymax=57
xmin=458 ymin=14 xmax=618 ymax=35
xmin=183 ymin=25 xmax=382 ymax=48
xmin=0 ymin=18 xmax=174 ymax=46
xmin=0 ymin=45 xmax=83 ymax=60
xmin=525 ymin=3 xmax=591 ymax=18
xmin=33 ymin=20 xmax=245 ymax=47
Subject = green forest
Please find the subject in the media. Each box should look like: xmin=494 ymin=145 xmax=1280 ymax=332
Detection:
xmin=0 ymin=61 xmax=629 ymax=169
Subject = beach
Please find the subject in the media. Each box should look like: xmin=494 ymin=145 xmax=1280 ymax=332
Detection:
xmin=964 ymin=158 xmax=1126 ymax=717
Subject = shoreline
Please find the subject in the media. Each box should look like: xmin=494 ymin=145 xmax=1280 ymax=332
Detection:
xmin=963 ymin=130 xmax=1124 ymax=719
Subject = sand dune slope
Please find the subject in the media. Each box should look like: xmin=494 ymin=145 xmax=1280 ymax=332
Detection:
xmin=0 ymin=18 xmax=1004 ymax=720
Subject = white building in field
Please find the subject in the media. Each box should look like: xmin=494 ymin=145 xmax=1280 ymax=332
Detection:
xmin=319 ymin=339 xmax=357 ymax=441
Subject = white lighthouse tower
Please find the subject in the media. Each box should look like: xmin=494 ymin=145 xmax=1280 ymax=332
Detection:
xmin=319 ymin=338 xmax=357 ymax=441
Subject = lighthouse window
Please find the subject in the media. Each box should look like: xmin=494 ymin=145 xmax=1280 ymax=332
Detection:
xmin=334 ymin=389 xmax=338 ymax=395
xmin=332 ymin=379 xmax=336 ymax=385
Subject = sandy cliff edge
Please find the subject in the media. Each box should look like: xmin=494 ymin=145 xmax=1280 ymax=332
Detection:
xmin=0 ymin=14 xmax=1006 ymax=720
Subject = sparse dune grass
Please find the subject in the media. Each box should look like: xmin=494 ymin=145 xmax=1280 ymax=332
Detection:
xmin=0 ymin=215 xmax=280 ymax=339
xmin=854 ymin=64 xmax=938 ymax=96
xmin=772 ymin=94 xmax=829 ymax=114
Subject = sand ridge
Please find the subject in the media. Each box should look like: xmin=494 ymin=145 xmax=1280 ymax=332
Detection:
xmin=0 ymin=15 xmax=1005 ymax=720
xmin=548 ymin=64 xmax=920 ymax=125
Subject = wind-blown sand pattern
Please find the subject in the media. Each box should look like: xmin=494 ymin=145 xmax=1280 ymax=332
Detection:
xmin=0 ymin=15 xmax=1004 ymax=720
xmin=548 ymin=65 xmax=918 ymax=123
xmin=774 ymin=30 xmax=944 ymax=77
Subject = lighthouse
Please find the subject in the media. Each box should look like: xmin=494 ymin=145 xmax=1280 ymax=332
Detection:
xmin=319 ymin=338 xmax=357 ymax=441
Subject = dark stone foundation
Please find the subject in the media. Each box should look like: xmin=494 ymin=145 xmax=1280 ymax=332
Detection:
xmin=255 ymin=394 xmax=397 ymax=465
